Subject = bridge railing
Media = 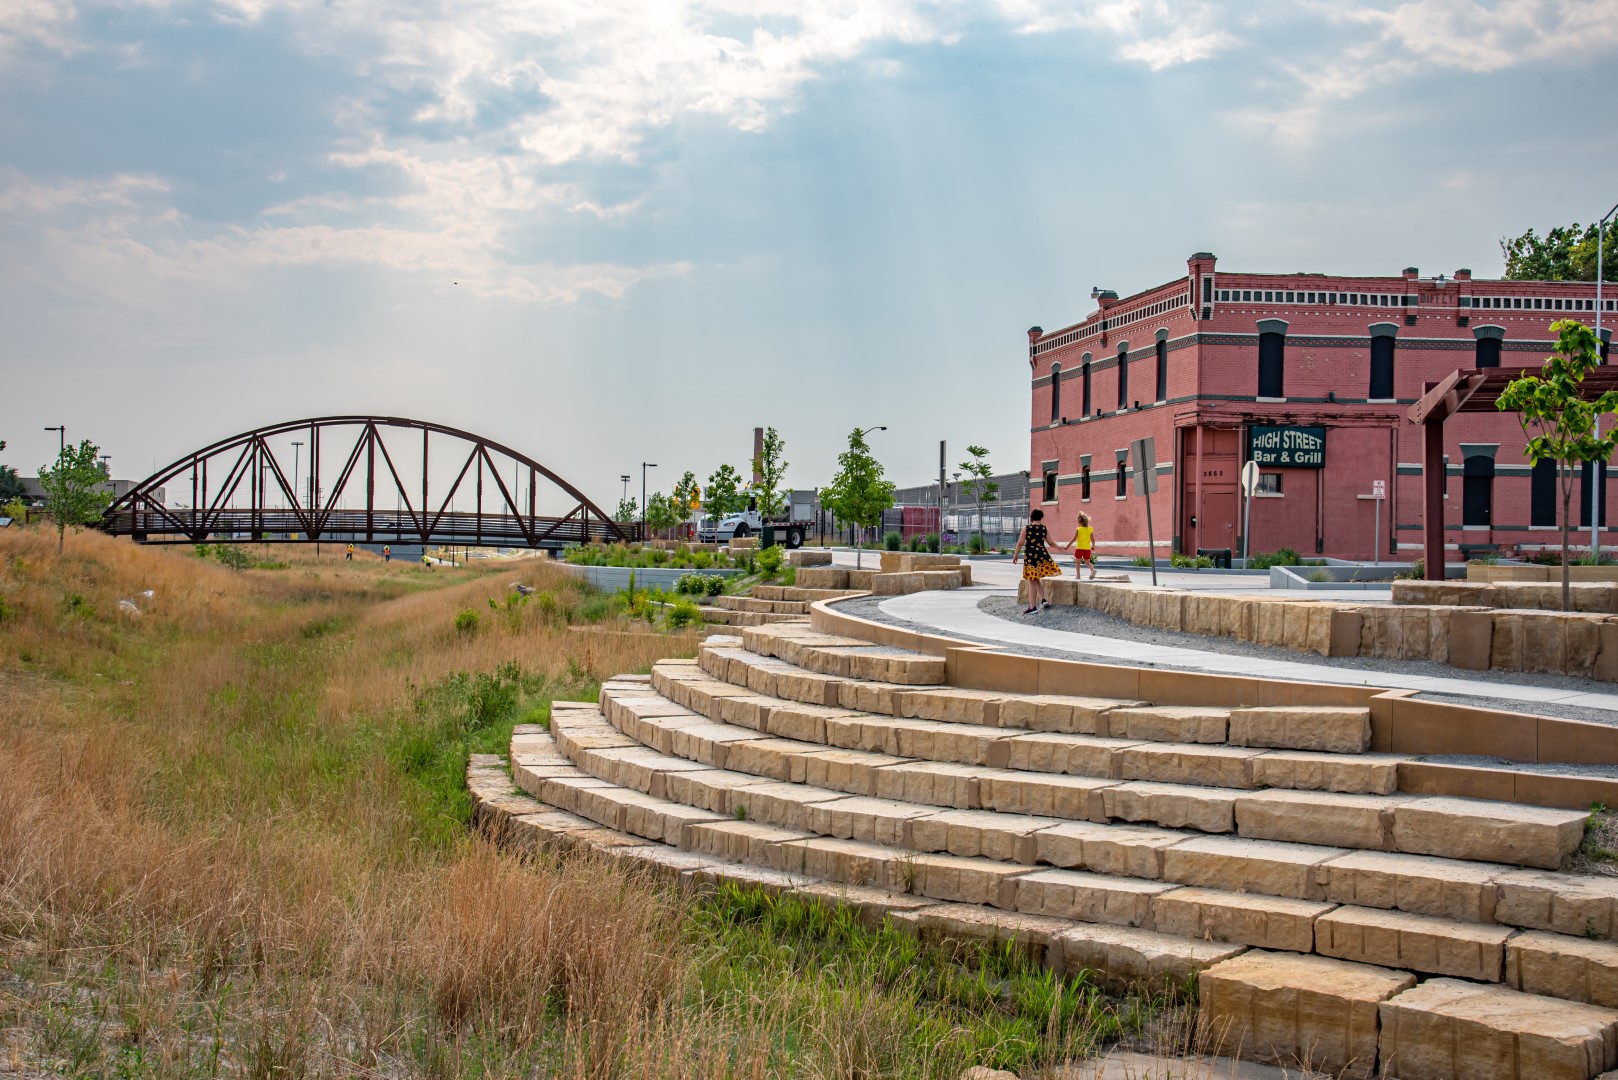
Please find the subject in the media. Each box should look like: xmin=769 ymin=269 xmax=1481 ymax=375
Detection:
xmin=102 ymin=508 xmax=643 ymax=547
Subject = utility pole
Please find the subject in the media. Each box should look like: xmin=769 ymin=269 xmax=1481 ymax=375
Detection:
xmin=641 ymin=462 xmax=657 ymax=542
xmin=1596 ymin=200 xmax=1617 ymax=561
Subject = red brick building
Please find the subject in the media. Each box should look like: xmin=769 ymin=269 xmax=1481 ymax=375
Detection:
xmin=1027 ymin=254 xmax=1615 ymax=563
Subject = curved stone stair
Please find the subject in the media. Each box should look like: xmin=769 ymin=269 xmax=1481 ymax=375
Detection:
xmin=501 ymin=621 xmax=1618 ymax=1080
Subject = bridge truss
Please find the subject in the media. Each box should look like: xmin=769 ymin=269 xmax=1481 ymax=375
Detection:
xmin=101 ymin=416 xmax=637 ymax=548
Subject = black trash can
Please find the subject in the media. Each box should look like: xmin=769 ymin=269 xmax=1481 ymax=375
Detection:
xmin=1197 ymin=547 xmax=1232 ymax=569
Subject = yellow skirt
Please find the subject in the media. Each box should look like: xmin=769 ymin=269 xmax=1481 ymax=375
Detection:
xmin=1023 ymin=556 xmax=1059 ymax=581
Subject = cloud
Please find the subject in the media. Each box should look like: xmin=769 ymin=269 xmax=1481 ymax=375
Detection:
xmin=998 ymin=0 xmax=1235 ymax=69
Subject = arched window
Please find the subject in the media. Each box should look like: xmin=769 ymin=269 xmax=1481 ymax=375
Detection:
xmin=1369 ymin=324 xmax=1398 ymax=399
xmin=1462 ymin=455 xmax=1493 ymax=527
xmin=1474 ymin=325 xmax=1504 ymax=369
xmin=1116 ymin=343 xmax=1130 ymax=409
xmin=1257 ymin=335 xmax=1284 ymax=397
xmin=1155 ymin=332 xmax=1169 ymax=402
xmin=1050 ymin=363 xmax=1062 ymax=423
xmin=1081 ymin=354 xmax=1092 ymax=417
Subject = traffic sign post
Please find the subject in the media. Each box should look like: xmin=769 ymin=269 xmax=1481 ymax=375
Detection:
xmin=1370 ymin=480 xmax=1386 ymax=565
xmin=1240 ymin=460 xmax=1260 ymax=567
xmin=1130 ymin=437 xmax=1158 ymax=586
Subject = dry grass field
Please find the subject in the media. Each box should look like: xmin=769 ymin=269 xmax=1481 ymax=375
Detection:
xmin=0 ymin=529 xmax=1181 ymax=1079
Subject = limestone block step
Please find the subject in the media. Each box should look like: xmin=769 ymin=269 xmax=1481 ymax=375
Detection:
xmin=739 ymin=626 xmax=946 ymax=684
xmin=878 ymin=552 xmax=962 ymax=572
xmin=1321 ymin=850 xmax=1505 ymax=924
xmin=1151 ymin=888 xmax=1334 ymax=953
xmin=1013 ymin=868 xmax=1176 ymax=927
xmin=1104 ymin=706 xmax=1231 ymax=744
xmin=1162 ymin=836 xmax=1349 ymax=902
xmin=1029 ymin=820 xmax=1189 ymax=880
xmin=1234 ymin=789 xmax=1408 ymax=851
xmin=1495 ymin=869 xmax=1618 ymax=940
xmin=785 ymin=550 xmax=833 ymax=567
xmin=1314 ymin=905 xmax=1514 ymax=981
xmin=1227 ymin=706 xmax=1372 ymax=755
xmin=1199 ymin=951 xmax=1416 ymax=1080
xmin=697 ymin=606 xmax=803 ymax=626
xmin=1508 ymin=930 xmax=1618 ymax=1008
xmin=715 ymin=595 xmax=811 ymax=615
xmin=1391 ymin=796 xmax=1587 ymax=870
xmin=1379 ymin=978 xmax=1618 ymax=1080
xmin=1054 ymin=923 xmax=1248 ymax=992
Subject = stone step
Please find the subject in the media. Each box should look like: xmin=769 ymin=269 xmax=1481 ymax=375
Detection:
xmin=699 ymin=639 xmax=1373 ymax=754
xmin=600 ymin=682 xmax=1584 ymax=869
xmin=750 ymin=584 xmax=863 ymax=603
xmin=696 ymin=606 xmax=805 ymax=626
xmin=658 ymin=661 xmax=1404 ymax=794
xmin=528 ymin=716 xmax=1618 ymax=1020
xmin=715 ymin=595 xmax=811 ymax=615
xmin=736 ymin=626 xmax=946 ymax=685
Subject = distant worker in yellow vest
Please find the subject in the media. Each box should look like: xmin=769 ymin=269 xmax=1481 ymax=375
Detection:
xmin=1067 ymin=512 xmax=1097 ymax=580
xmin=422 ymin=552 xmax=432 ymax=569
xmin=346 ymin=543 xmax=354 ymax=561
xmin=383 ymin=545 xmax=391 ymax=563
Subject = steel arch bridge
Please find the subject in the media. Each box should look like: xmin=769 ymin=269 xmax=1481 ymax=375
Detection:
xmin=100 ymin=416 xmax=638 ymax=548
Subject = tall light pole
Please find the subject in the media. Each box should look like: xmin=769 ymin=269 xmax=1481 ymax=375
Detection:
xmin=291 ymin=441 xmax=303 ymax=509
xmin=1596 ymin=201 xmax=1617 ymax=560
xmin=621 ymin=474 xmax=631 ymax=508
xmin=44 ymin=426 xmax=64 ymax=456
xmin=641 ymin=463 xmax=657 ymax=541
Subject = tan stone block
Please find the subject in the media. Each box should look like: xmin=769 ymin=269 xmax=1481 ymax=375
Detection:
xmin=1107 ymin=706 xmax=1229 ymax=744
xmin=1117 ymin=743 xmax=1264 ymax=789
xmin=906 ymin=808 xmax=1061 ymax=862
xmin=1162 ymin=836 xmax=1347 ymax=901
xmin=1227 ymin=705 xmax=1372 ymax=754
xmin=895 ymin=687 xmax=1005 ymax=726
xmin=684 ymin=819 xmax=810 ymax=863
xmin=1254 ymin=601 xmax=1289 ymax=647
xmin=1056 ymin=924 xmax=1247 ymax=992
xmin=1378 ymin=978 xmax=1618 ymax=1080
xmin=1001 ymin=732 xmax=1130 ymax=778
xmin=791 ymin=748 xmax=906 ymax=796
xmin=805 ymin=796 xmax=938 ymax=846
xmin=838 ymin=679 xmax=911 ymax=716
xmin=1249 ymin=750 xmax=1404 ymax=795
xmin=1030 ymin=820 xmax=1185 ymax=878
xmin=1491 ymin=611 xmax=1526 ymax=671
xmin=1316 ymin=905 xmax=1511 ymax=981
xmin=1392 ymin=797 xmax=1586 ymax=870
xmin=1495 ymin=870 xmax=1618 ymax=940
xmin=1013 ymin=868 xmax=1175 ymax=927
xmin=1570 ymin=618 xmax=1605 ymax=679
xmin=1329 ymin=608 xmax=1364 ymax=657
xmin=999 ymin=694 xmax=1129 ymax=734
xmin=1282 ymin=602 xmax=1315 ymax=651
xmin=1151 ymin=888 xmax=1332 ymax=953
xmin=871 ymin=760 xmax=982 ymax=809
xmin=776 ymin=836 xmax=896 ymax=888
xmin=1321 ymin=849 xmax=1501 ymax=923
xmin=1102 ymin=781 xmax=1237 ymax=833
xmin=846 ymin=568 xmax=877 ymax=590
xmin=724 ymin=780 xmax=844 ymax=830
xmin=1235 ymin=790 xmax=1402 ymax=851
xmin=1305 ymin=604 xmax=1336 ymax=656
xmin=1449 ymin=609 xmax=1495 ymax=670
xmin=878 ymin=552 xmax=905 ymax=573
xmin=906 ymin=852 xmax=1028 ymax=908
xmin=785 ymin=549 xmax=832 ymax=567
xmin=1523 ymin=612 xmax=1571 ymax=674
xmin=1426 ymin=607 xmax=1453 ymax=665
xmin=1198 ymin=951 xmax=1414 ymax=1080
xmin=795 ymin=566 xmax=850 ymax=589
xmin=978 ymin=771 xmax=1114 ymax=820
xmin=1508 ymin=930 xmax=1618 ymax=1008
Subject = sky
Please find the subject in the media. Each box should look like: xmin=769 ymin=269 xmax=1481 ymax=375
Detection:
xmin=3 ymin=0 xmax=1617 ymax=510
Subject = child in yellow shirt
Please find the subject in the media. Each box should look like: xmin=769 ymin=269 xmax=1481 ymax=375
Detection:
xmin=1068 ymin=512 xmax=1096 ymax=580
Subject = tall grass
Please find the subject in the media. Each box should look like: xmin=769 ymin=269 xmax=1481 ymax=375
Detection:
xmin=0 ymin=530 xmax=1177 ymax=1078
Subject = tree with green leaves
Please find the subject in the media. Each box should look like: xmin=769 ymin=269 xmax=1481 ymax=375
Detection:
xmin=671 ymin=470 xmax=700 ymax=525
xmin=1497 ymin=320 xmax=1618 ymax=610
xmin=820 ymin=428 xmax=895 ymax=568
xmin=614 ymin=496 xmax=639 ymax=523
xmin=1502 ymin=220 xmax=1618 ymax=282
xmin=958 ymin=444 xmax=999 ymax=551
xmin=37 ymin=438 xmax=110 ymax=554
xmin=751 ymin=427 xmax=789 ymax=520
xmin=645 ymin=491 xmax=680 ymax=537
xmin=0 ymin=439 xmax=24 ymax=503
xmin=704 ymin=464 xmax=747 ymax=527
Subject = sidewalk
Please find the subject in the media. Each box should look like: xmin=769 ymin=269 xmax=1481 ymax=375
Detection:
xmin=876 ymin=586 xmax=1618 ymax=716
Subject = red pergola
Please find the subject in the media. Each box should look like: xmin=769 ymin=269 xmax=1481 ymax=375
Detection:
xmin=1408 ymin=367 xmax=1618 ymax=580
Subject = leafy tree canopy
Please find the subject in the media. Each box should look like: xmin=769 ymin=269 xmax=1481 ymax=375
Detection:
xmin=821 ymin=428 xmax=895 ymax=531
xmin=0 ymin=439 xmax=24 ymax=502
xmin=704 ymin=464 xmax=747 ymax=520
xmin=38 ymin=438 xmax=110 ymax=553
xmin=614 ymin=496 xmax=639 ymax=523
xmin=646 ymin=491 xmax=680 ymax=534
xmin=751 ymin=427 xmax=789 ymax=520
xmin=1501 ymin=219 xmax=1618 ymax=282
xmin=671 ymin=471 xmax=700 ymax=517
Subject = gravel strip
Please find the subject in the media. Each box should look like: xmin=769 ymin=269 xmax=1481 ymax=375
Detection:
xmin=832 ymin=593 xmax=1618 ymax=727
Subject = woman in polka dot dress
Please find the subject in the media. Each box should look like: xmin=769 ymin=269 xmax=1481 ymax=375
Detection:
xmin=1012 ymin=508 xmax=1062 ymax=614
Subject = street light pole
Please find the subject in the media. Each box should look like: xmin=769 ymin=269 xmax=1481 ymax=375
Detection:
xmin=1596 ymin=202 xmax=1618 ymax=561
xmin=44 ymin=426 xmax=64 ymax=456
xmin=641 ymin=463 xmax=657 ymax=542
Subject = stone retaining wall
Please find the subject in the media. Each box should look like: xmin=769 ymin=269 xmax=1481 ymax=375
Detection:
xmin=1028 ymin=578 xmax=1618 ymax=682
xmin=1395 ymin=579 xmax=1618 ymax=614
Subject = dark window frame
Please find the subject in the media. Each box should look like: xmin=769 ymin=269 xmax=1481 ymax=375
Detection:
xmin=1155 ymin=337 xmax=1168 ymax=402
xmin=1369 ymin=335 xmax=1396 ymax=399
xmin=1050 ymin=362 xmax=1062 ymax=423
xmin=1257 ymin=331 xmax=1285 ymax=397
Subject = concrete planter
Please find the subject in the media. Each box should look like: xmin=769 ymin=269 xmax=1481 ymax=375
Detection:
xmin=556 ymin=564 xmax=742 ymax=592
xmin=1270 ymin=565 xmax=1410 ymax=591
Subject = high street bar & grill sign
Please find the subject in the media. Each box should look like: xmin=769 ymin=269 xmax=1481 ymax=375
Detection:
xmin=1248 ymin=425 xmax=1325 ymax=467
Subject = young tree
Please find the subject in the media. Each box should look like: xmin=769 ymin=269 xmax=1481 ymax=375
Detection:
xmin=37 ymin=439 xmax=110 ymax=554
xmin=0 ymin=439 xmax=25 ymax=503
xmin=671 ymin=470 xmax=699 ymax=528
xmin=958 ymin=444 xmax=999 ymax=551
xmin=820 ymin=428 xmax=895 ymax=568
xmin=1502 ymin=220 xmax=1618 ymax=282
xmin=646 ymin=491 xmax=680 ymax=537
xmin=751 ymin=427 xmax=789 ymax=520
xmin=704 ymin=464 xmax=747 ymax=526
xmin=1497 ymin=320 xmax=1618 ymax=610
xmin=614 ymin=496 xmax=639 ymax=523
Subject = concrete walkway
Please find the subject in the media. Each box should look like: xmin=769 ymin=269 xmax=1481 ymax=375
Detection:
xmin=878 ymin=585 xmax=1618 ymax=715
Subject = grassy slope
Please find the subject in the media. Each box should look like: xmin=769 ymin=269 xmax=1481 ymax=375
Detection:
xmin=0 ymin=530 xmax=1181 ymax=1079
